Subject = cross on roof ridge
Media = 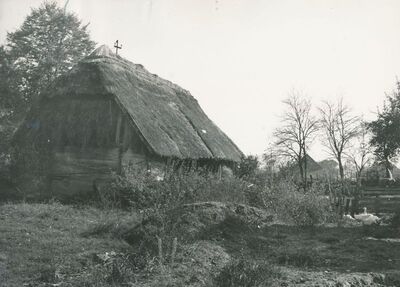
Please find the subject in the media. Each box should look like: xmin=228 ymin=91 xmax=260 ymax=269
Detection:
xmin=114 ymin=40 xmax=122 ymax=55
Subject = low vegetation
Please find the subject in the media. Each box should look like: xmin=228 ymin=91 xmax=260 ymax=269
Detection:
xmin=214 ymin=258 xmax=281 ymax=287
xmin=98 ymin=166 xmax=249 ymax=210
xmin=1 ymin=200 xmax=399 ymax=286
xmin=1 ymin=166 xmax=400 ymax=286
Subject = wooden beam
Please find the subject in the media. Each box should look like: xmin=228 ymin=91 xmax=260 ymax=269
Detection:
xmin=115 ymin=113 xmax=122 ymax=145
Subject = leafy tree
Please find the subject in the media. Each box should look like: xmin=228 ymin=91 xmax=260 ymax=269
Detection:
xmin=5 ymin=1 xmax=96 ymax=108
xmin=0 ymin=46 xmax=21 ymax=173
xmin=0 ymin=1 xmax=95 ymax=174
xmin=0 ymin=47 xmax=21 ymax=113
xmin=368 ymin=82 xmax=400 ymax=177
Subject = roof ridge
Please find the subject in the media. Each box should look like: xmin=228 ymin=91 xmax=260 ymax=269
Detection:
xmin=88 ymin=45 xmax=116 ymax=58
xmin=84 ymin=45 xmax=191 ymax=96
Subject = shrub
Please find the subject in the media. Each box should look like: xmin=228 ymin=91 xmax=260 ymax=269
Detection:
xmin=124 ymin=167 xmax=333 ymax=226
xmin=99 ymin=165 xmax=249 ymax=211
xmin=98 ymin=167 xmax=163 ymax=210
xmin=259 ymin=180 xmax=335 ymax=226
xmin=214 ymin=258 xmax=281 ymax=287
xmin=99 ymin=166 xmax=334 ymax=228
xmin=234 ymin=155 xmax=260 ymax=180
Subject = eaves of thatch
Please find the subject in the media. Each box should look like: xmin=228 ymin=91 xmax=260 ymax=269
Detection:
xmin=42 ymin=45 xmax=243 ymax=162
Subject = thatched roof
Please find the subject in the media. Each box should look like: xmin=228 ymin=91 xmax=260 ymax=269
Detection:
xmin=41 ymin=45 xmax=243 ymax=162
xmin=288 ymin=154 xmax=323 ymax=175
xmin=301 ymin=154 xmax=323 ymax=172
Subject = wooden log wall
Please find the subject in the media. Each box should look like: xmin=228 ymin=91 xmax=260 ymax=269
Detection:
xmin=48 ymin=147 xmax=120 ymax=199
xmin=24 ymin=97 xmax=234 ymax=200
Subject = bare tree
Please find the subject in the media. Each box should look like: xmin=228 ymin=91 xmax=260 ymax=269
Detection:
xmin=345 ymin=120 xmax=374 ymax=186
xmin=319 ymin=98 xmax=359 ymax=182
xmin=273 ymin=91 xmax=319 ymax=188
xmin=343 ymin=120 xmax=373 ymax=216
xmin=319 ymin=99 xmax=360 ymax=217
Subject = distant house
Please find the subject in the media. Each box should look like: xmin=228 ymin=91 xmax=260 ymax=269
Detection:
xmin=318 ymin=159 xmax=339 ymax=179
xmin=289 ymin=155 xmax=338 ymax=180
xmin=13 ymin=45 xmax=243 ymax=198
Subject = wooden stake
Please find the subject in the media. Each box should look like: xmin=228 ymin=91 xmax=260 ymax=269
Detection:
xmin=171 ymin=237 xmax=177 ymax=264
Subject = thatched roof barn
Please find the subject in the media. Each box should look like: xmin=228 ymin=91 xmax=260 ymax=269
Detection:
xmin=13 ymin=45 xmax=243 ymax=199
xmin=288 ymin=154 xmax=327 ymax=179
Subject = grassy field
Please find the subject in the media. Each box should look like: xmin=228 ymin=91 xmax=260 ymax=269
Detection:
xmin=202 ymin=217 xmax=400 ymax=273
xmin=0 ymin=203 xmax=140 ymax=286
xmin=0 ymin=202 xmax=400 ymax=286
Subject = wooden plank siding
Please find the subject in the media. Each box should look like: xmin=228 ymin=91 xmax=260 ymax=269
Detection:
xmin=47 ymin=147 xmax=120 ymax=198
xmin=42 ymin=99 xmax=157 ymax=198
xmin=47 ymin=148 xmax=163 ymax=199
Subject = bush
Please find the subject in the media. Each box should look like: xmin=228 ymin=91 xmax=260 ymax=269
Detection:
xmin=234 ymin=155 xmax=260 ymax=180
xmin=99 ymin=166 xmax=334 ymax=227
xmin=259 ymin=180 xmax=335 ymax=226
xmin=98 ymin=167 xmax=164 ymax=210
xmin=99 ymin=165 xmax=249 ymax=211
xmin=214 ymin=258 xmax=281 ymax=287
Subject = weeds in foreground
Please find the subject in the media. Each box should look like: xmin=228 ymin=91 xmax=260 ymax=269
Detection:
xmin=214 ymin=258 xmax=281 ymax=287
xmin=276 ymin=248 xmax=322 ymax=268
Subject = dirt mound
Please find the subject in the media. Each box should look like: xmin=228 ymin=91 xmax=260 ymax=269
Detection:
xmin=169 ymin=201 xmax=274 ymax=240
xmin=170 ymin=241 xmax=231 ymax=286
xmin=133 ymin=241 xmax=230 ymax=287
xmin=123 ymin=202 xmax=274 ymax=247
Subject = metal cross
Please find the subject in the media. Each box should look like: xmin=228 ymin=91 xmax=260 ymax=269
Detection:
xmin=114 ymin=40 xmax=122 ymax=55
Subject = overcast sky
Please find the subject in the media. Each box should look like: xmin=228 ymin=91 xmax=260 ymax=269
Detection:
xmin=1 ymin=0 xmax=400 ymax=160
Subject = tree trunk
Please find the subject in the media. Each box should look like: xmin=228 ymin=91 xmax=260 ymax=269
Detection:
xmin=304 ymin=151 xmax=308 ymax=191
xmin=298 ymin=156 xmax=304 ymax=183
xmin=352 ymin=168 xmax=362 ymax=217
xmin=337 ymin=154 xmax=345 ymax=216
xmin=338 ymin=156 xmax=344 ymax=181
xmin=385 ymin=157 xmax=391 ymax=178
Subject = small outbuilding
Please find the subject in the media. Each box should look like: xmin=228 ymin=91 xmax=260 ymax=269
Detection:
xmin=13 ymin=45 xmax=243 ymax=198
